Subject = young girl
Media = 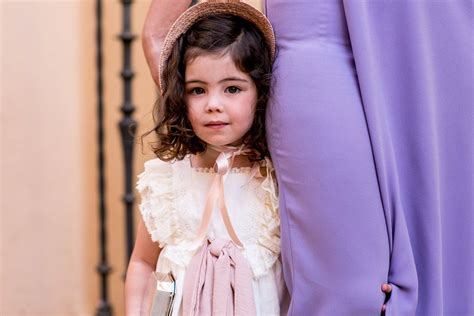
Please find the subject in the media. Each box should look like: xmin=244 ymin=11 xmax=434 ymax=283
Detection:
xmin=125 ymin=1 xmax=286 ymax=315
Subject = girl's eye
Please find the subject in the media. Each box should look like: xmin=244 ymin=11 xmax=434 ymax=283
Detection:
xmin=189 ymin=87 xmax=205 ymax=95
xmin=226 ymin=86 xmax=241 ymax=94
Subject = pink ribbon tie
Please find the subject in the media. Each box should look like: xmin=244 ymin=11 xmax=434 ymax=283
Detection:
xmin=195 ymin=145 xmax=248 ymax=247
xmin=182 ymin=239 xmax=256 ymax=316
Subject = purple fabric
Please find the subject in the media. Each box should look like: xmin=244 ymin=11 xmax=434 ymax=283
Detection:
xmin=265 ymin=0 xmax=473 ymax=315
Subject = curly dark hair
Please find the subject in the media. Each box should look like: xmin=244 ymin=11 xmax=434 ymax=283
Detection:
xmin=144 ymin=14 xmax=273 ymax=161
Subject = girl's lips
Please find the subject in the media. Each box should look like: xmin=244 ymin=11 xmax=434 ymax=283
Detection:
xmin=205 ymin=122 xmax=228 ymax=129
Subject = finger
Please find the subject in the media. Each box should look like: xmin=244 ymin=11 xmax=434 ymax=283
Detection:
xmin=381 ymin=283 xmax=393 ymax=293
xmin=382 ymin=304 xmax=386 ymax=312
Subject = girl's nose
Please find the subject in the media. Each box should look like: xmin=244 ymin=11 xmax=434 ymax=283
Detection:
xmin=205 ymin=93 xmax=224 ymax=113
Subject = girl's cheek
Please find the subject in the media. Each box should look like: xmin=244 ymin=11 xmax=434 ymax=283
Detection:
xmin=187 ymin=108 xmax=196 ymax=120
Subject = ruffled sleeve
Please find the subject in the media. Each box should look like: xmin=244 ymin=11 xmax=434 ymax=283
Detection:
xmin=259 ymin=157 xmax=280 ymax=250
xmin=136 ymin=158 xmax=177 ymax=247
xmin=244 ymin=157 xmax=281 ymax=278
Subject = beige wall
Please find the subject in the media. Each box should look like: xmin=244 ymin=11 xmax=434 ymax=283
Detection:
xmin=1 ymin=0 xmax=260 ymax=315
xmin=1 ymin=1 xmax=91 ymax=315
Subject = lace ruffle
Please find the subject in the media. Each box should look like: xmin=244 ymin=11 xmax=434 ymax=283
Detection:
xmin=192 ymin=166 xmax=253 ymax=174
xmin=162 ymin=240 xmax=280 ymax=279
xmin=260 ymin=157 xmax=279 ymax=212
xmin=159 ymin=241 xmax=202 ymax=268
xmin=258 ymin=158 xmax=280 ymax=251
xmin=136 ymin=158 xmax=178 ymax=247
xmin=137 ymin=156 xmax=281 ymax=279
xmin=231 ymin=157 xmax=280 ymax=278
xmin=242 ymin=243 xmax=280 ymax=279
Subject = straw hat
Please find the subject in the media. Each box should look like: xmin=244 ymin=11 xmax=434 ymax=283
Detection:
xmin=159 ymin=0 xmax=276 ymax=92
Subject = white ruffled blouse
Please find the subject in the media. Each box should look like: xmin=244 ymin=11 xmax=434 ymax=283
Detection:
xmin=137 ymin=156 xmax=286 ymax=316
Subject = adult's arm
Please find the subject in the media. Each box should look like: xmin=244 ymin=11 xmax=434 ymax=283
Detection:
xmin=142 ymin=0 xmax=192 ymax=87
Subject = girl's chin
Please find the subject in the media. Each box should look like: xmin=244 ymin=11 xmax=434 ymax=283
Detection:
xmin=203 ymin=140 xmax=244 ymax=149
xmin=228 ymin=140 xmax=244 ymax=147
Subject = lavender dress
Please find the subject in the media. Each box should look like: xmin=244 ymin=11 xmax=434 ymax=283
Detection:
xmin=265 ymin=1 xmax=473 ymax=315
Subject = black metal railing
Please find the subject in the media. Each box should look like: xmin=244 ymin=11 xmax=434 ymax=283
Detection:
xmin=95 ymin=0 xmax=112 ymax=315
xmin=118 ymin=0 xmax=137 ymax=271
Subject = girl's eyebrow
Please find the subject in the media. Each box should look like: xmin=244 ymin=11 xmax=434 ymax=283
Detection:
xmin=219 ymin=77 xmax=249 ymax=83
xmin=185 ymin=77 xmax=249 ymax=84
xmin=185 ymin=79 xmax=206 ymax=85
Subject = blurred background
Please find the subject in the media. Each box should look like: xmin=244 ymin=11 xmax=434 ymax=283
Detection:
xmin=1 ymin=0 xmax=261 ymax=315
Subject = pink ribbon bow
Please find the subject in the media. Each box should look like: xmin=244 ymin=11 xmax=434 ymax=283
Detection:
xmin=182 ymin=238 xmax=256 ymax=316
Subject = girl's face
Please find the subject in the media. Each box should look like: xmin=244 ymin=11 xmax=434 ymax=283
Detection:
xmin=185 ymin=52 xmax=257 ymax=148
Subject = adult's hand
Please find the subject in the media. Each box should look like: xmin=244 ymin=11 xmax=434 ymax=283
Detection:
xmin=142 ymin=0 xmax=192 ymax=87
xmin=381 ymin=283 xmax=392 ymax=314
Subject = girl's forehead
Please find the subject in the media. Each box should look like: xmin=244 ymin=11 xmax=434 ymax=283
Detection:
xmin=186 ymin=52 xmax=236 ymax=71
xmin=185 ymin=48 xmax=231 ymax=65
xmin=185 ymin=52 xmax=251 ymax=82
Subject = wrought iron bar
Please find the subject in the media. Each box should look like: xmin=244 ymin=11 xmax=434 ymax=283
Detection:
xmin=96 ymin=0 xmax=112 ymax=315
xmin=119 ymin=0 xmax=137 ymax=269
